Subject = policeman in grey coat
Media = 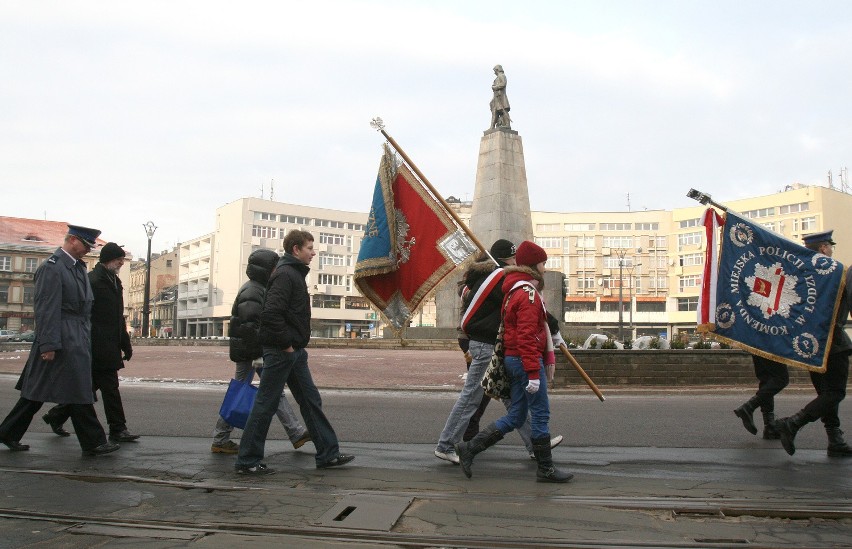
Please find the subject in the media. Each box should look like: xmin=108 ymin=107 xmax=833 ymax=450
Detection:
xmin=0 ymin=225 xmax=119 ymax=455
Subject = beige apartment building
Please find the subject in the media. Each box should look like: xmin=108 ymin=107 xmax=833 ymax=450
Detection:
xmin=176 ymin=198 xmax=375 ymax=339
xmin=170 ymin=185 xmax=850 ymax=342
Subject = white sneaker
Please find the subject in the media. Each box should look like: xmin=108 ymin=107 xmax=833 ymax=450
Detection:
xmin=434 ymin=449 xmax=460 ymax=464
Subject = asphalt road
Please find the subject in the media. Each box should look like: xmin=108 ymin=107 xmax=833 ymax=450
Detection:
xmin=1 ymin=377 xmax=846 ymax=452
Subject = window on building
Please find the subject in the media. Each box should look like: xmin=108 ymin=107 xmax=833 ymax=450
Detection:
xmin=565 ymin=301 xmax=595 ymax=312
xmin=652 ymin=235 xmax=667 ymax=248
xmin=602 ymin=236 xmax=633 ymax=248
xmin=23 ymin=286 xmax=35 ymax=305
xmin=677 ymin=232 xmax=701 ymax=247
xmin=345 ymin=296 xmax=371 ymax=309
xmin=576 ymin=256 xmax=595 ymax=269
xmin=680 ymin=253 xmax=704 ymax=266
xmin=649 ymin=276 xmax=668 ymax=289
xmin=535 ymin=223 xmax=561 ymax=232
xmin=576 ymin=277 xmax=595 ymax=289
xmin=637 ymin=301 xmax=666 ymax=312
xmin=251 ymin=225 xmax=277 ymax=239
xmin=678 ymin=218 xmax=700 ymax=229
xmin=679 ymin=275 xmax=700 ymax=292
xmin=24 ymin=258 xmax=38 ymax=273
xmin=0 ymin=285 xmax=8 ymax=303
xmin=319 ymin=253 xmax=345 ymax=267
xmin=545 ymin=256 xmax=562 ymax=269
xmin=317 ymin=274 xmax=344 ymax=286
xmin=600 ymin=301 xmax=622 ymax=312
xmin=280 ymin=215 xmax=310 ymax=225
xmin=677 ymin=297 xmax=699 ymax=311
xmin=535 ymin=237 xmax=562 ymax=249
xmin=603 ymin=257 xmax=635 ymax=268
xmin=795 ymin=216 xmax=817 ymax=231
xmin=742 ymin=207 xmax=775 ymax=219
xmin=316 ymin=219 xmax=346 ymax=228
xmin=312 ymin=294 xmax=341 ymax=308
xmin=256 ymin=212 xmax=276 ymax=221
xmin=779 ymin=202 xmax=809 ymax=214
xmin=762 ymin=221 xmax=777 ymax=232
xmin=166 ymin=260 xmax=173 ymax=268
xmin=654 ymin=256 xmax=668 ymax=268
xmin=576 ymin=236 xmax=595 ymax=249
xmin=0 ymin=256 xmax=11 ymax=271
xmin=600 ymin=223 xmax=632 ymax=231
xmin=349 ymin=223 xmax=365 ymax=232
xmin=319 ymin=233 xmax=345 ymax=246
xmin=565 ymin=223 xmax=595 ymax=231
xmin=635 ymin=222 xmax=659 ymax=231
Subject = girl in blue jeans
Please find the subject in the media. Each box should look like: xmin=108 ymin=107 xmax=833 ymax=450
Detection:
xmin=455 ymin=241 xmax=572 ymax=483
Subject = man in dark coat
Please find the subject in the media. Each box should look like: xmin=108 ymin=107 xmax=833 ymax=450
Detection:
xmin=0 ymin=225 xmax=119 ymax=455
xmin=773 ymin=230 xmax=852 ymax=457
xmin=234 ymin=229 xmax=354 ymax=475
xmin=43 ymin=242 xmax=140 ymax=443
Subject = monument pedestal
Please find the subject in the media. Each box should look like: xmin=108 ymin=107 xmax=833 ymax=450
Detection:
xmin=435 ymin=127 xmax=535 ymax=328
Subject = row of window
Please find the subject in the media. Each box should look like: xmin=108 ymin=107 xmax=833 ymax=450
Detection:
xmin=537 ymin=236 xmax=670 ymax=250
xmin=0 ymin=256 xmax=40 ymax=273
xmin=678 ymin=202 xmax=811 ymax=229
xmin=0 ymin=285 xmax=35 ymax=304
xmin=255 ymin=212 xmax=365 ymax=232
xmin=537 ymin=222 xmax=661 ymax=232
xmin=564 ymin=301 xmax=667 ymax=313
xmin=311 ymin=295 xmax=371 ymax=309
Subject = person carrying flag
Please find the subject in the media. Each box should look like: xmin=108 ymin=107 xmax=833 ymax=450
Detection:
xmin=773 ymin=230 xmax=852 ymax=458
xmin=734 ymin=355 xmax=789 ymax=439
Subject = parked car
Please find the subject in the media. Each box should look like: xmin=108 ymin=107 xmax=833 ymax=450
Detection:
xmin=12 ymin=330 xmax=35 ymax=342
xmin=0 ymin=329 xmax=20 ymax=342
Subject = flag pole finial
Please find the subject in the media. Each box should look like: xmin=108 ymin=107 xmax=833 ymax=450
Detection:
xmin=370 ymin=117 xmax=385 ymax=131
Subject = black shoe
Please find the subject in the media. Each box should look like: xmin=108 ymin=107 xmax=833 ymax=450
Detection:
xmin=0 ymin=437 xmax=30 ymax=451
xmin=83 ymin=441 xmax=120 ymax=456
xmin=235 ymin=463 xmax=275 ymax=475
xmin=109 ymin=430 xmax=140 ymax=443
xmin=317 ymin=454 xmax=355 ymax=469
xmin=42 ymin=414 xmax=70 ymax=437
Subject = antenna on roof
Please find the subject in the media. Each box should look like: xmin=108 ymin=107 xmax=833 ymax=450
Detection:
xmin=626 ymin=193 xmax=631 ymax=212
xmin=270 ymin=179 xmax=274 ymax=201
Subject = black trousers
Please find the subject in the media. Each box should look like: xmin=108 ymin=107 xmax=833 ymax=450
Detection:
xmin=752 ymin=355 xmax=789 ymax=412
xmin=0 ymin=397 xmax=107 ymax=451
xmin=45 ymin=369 xmax=128 ymax=435
xmin=803 ymin=351 xmax=850 ymax=430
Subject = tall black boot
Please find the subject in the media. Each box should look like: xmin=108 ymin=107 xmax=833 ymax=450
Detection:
xmin=733 ymin=396 xmax=761 ymax=435
xmin=532 ymin=436 xmax=573 ymax=483
xmin=826 ymin=427 xmax=852 ymax=458
xmin=773 ymin=412 xmax=811 ymax=456
xmin=455 ymin=423 xmax=504 ymax=479
xmin=762 ymin=409 xmax=780 ymax=440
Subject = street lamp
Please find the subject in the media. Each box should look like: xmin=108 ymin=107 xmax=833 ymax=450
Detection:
xmin=141 ymin=221 xmax=157 ymax=337
xmin=627 ymin=263 xmax=642 ymax=338
xmin=615 ymin=249 xmax=627 ymax=342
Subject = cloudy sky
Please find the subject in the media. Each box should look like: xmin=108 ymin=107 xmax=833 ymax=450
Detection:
xmin=2 ymin=1 xmax=851 ymax=257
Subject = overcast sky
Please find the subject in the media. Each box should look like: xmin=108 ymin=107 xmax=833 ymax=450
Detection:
xmin=2 ymin=1 xmax=851 ymax=258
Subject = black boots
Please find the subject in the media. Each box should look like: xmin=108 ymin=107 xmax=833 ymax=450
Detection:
xmin=774 ymin=412 xmax=811 ymax=455
xmin=734 ymin=396 xmax=760 ymax=435
xmin=532 ymin=436 xmax=573 ymax=483
xmin=826 ymin=427 xmax=852 ymax=458
xmin=455 ymin=423 xmax=504 ymax=478
xmin=761 ymin=410 xmax=780 ymax=440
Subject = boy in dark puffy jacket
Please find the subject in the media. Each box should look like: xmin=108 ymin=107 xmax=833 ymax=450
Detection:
xmin=211 ymin=249 xmax=310 ymax=454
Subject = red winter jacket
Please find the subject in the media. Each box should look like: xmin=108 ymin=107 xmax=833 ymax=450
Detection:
xmin=501 ymin=266 xmax=549 ymax=379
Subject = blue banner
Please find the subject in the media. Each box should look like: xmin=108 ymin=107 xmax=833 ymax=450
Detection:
xmin=712 ymin=212 xmax=847 ymax=372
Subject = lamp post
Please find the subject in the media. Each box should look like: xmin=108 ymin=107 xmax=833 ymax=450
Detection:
xmin=615 ymin=249 xmax=627 ymax=342
xmin=141 ymin=221 xmax=157 ymax=337
xmin=627 ymin=262 xmax=642 ymax=339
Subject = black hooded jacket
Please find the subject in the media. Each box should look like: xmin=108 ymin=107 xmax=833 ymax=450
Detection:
xmin=258 ymin=253 xmax=312 ymax=350
xmin=229 ymin=249 xmax=279 ymax=362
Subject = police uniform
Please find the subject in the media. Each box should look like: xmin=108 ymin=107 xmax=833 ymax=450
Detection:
xmin=774 ymin=229 xmax=852 ymax=457
xmin=0 ymin=225 xmax=116 ymax=454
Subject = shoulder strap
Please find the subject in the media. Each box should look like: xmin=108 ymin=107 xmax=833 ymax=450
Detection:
xmin=460 ymin=267 xmax=503 ymax=331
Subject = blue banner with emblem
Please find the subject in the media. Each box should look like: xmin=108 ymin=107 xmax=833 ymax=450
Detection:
xmin=707 ymin=211 xmax=847 ymax=372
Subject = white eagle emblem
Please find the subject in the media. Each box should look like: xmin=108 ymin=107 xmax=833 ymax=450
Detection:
xmin=744 ymin=262 xmax=801 ymax=320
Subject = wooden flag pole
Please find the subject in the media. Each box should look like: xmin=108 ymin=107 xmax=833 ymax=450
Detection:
xmin=372 ymin=119 xmax=488 ymax=255
xmin=559 ymin=343 xmax=605 ymax=401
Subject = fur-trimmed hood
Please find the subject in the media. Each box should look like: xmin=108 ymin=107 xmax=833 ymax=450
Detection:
xmin=501 ymin=265 xmax=544 ymax=292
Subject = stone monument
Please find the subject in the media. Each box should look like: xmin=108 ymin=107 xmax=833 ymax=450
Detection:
xmin=434 ymin=65 xmax=537 ymax=328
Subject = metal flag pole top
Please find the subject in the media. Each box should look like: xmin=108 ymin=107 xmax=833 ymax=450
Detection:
xmin=687 ymin=188 xmax=729 ymax=212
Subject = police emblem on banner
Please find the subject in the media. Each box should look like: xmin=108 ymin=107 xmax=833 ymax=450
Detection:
xmin=709 ymin=212 xmax=847 ymax=372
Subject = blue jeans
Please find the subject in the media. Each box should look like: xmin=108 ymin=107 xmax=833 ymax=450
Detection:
xmin=436 ymin=341 xmax=536 ymax=453
xmin=495 ymin=355 xmax=550 ymax=440
xmin=236 ymin=348 xmax=341 ymax=468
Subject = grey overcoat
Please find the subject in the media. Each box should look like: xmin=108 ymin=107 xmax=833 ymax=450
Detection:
xmin=17 ymin=247 xmax=95 ymax=404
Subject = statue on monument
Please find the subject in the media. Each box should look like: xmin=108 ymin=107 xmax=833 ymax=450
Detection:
xmin=489 ymin=64 xmax=511 ymax=130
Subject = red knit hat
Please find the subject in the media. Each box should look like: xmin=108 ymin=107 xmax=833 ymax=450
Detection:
xmin=515 ymin=241 xmax=547 ymax=267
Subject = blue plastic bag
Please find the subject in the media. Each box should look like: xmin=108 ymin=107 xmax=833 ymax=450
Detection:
xmin=219 ymin=378 xmax=258 ymax=429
